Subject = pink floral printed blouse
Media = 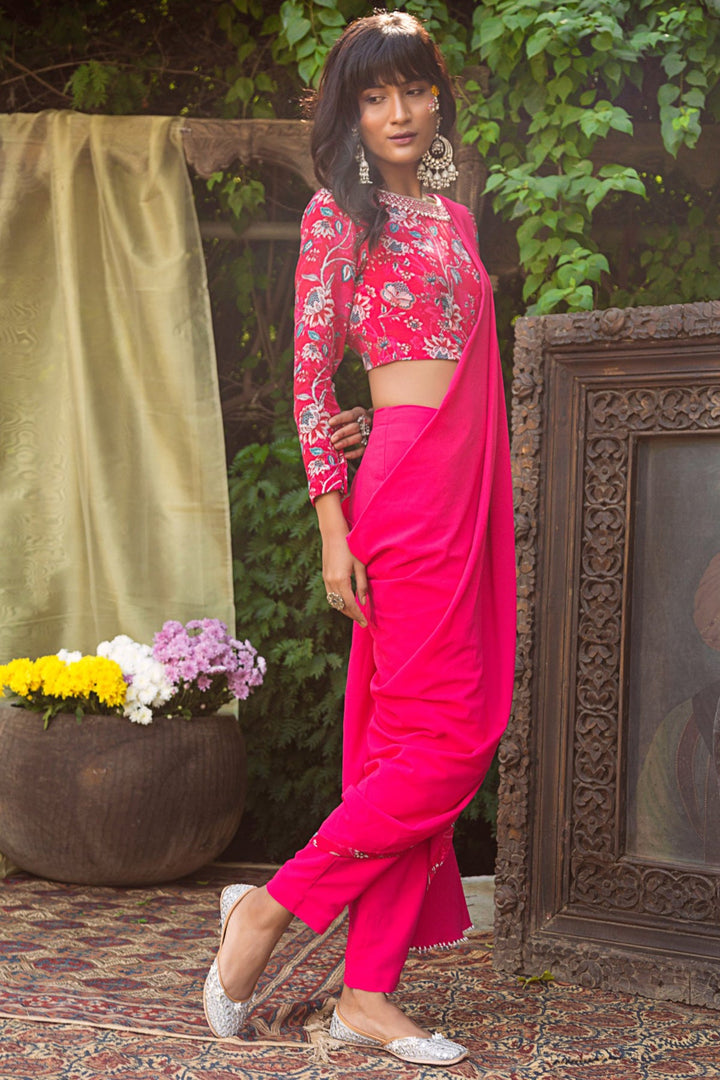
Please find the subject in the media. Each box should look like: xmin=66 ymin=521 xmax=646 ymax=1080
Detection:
xmin=294 ymin=187 xmax=482 ymax=502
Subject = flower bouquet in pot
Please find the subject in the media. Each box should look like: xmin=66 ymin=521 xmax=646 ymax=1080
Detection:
xmin=0 ymin=619 xmax=266 ymax=885
xmin=0 ymin=617 xmax=265 ymax=727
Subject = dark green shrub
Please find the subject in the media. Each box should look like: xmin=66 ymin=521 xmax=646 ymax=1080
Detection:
xmin=230 ymin=436 xmax=350 ymax=860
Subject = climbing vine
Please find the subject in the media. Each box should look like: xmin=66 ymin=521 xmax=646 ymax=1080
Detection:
xmin=463 ymin=0 xmax=720 ymax=312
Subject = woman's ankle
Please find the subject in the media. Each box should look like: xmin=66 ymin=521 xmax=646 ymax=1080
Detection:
xmin=338 ymin=986 xmax=430 ymax=1040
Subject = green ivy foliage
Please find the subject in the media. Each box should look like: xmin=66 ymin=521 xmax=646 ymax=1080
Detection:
xmin=465 ymin=0 xmax=720 ymax=313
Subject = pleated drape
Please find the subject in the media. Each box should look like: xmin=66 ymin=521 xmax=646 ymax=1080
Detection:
xmin=0 ymin=112 xmax=234 ymax=660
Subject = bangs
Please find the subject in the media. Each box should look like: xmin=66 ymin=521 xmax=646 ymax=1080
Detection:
xmin=345 ymin=30 xmax=438 ymax=96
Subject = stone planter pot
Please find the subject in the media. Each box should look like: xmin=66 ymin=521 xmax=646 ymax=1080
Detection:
xmin=0 ymin=705 xmax=246 ymax=886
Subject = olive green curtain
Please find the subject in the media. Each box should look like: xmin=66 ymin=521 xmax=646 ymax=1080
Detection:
xmin=0 ymin=112 xmax=234 ymax=661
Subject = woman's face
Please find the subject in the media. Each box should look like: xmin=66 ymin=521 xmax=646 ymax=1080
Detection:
xmin=357 ymin=79 xmax=437 ymax=185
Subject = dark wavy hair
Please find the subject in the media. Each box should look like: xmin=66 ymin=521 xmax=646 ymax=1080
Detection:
xmin=309 ymin=11 xmax=456 ymax=250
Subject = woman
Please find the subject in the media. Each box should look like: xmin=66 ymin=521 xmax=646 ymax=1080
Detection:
xmin=203 ymin=11 xmax=516 ymax=1067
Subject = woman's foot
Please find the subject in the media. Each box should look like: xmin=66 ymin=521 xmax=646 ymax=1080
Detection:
xmin=337 ymin=986 xmax=431 ymax=1042
xmin=217 ymin=885 xmax=293 ymax=1001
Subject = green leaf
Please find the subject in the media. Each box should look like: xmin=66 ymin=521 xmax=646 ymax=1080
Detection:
xmin=658 ymin=83 xmax=681 ymax=107
xmin=683 ymin=88 xmax=706 ymax=109
xmin=527 ymin=28 xmax=552 ymax=59
xmin=472 ymin=14 xmax=505 ymax=53
xmin=226 ymin=76 xmax=254 ymax=103
xmin=284 ymin=14 xmax=311 ymax=47
xmin=662 ymin=53 xmax=686 ymax=78
xmin=298 ymin=55 xmax=320 ymax=85
xmin=316 ymin=7 xmax=345 ymax=27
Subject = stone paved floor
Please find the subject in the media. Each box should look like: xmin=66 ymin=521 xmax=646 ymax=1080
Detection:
xmin=462 ymin=875 xmax=495 ymax=933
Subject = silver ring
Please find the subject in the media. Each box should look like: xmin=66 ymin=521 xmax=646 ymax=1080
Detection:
xmin=358 ymin=414 xmax=371 ymax=447
xmin=326 ymin=591 xmax=346 ymax=611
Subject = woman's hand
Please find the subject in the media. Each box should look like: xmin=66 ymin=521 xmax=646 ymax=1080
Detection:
xmin=315 ymin=492 xmax=368 ymax=628
xmin=330 ymin=407 xmax=372 ymax=461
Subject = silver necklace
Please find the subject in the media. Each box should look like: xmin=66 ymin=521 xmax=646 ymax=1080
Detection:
xmin=377 ymin=189 xmax=451 ymax=221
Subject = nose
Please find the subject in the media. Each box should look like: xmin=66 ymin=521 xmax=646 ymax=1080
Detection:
xmin=388 ymin=88 xmax=411 ymax=123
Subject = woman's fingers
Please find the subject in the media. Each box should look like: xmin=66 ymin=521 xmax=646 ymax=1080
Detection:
xmin=329 ymin=408 xmax=371 ymax=459
xmin=322 ymin=531 xmax=368 ymax=628
xmin=354 ymin=559 xmax=369 ymax=609
xmin=325 ymin=577 xmax=367 ymax=628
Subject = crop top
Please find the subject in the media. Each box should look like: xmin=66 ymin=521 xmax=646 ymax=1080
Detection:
xmin=293 ymin=187 xmax=482 ymax=502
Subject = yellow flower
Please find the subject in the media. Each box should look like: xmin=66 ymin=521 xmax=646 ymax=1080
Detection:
xmin=35 ymin=655 xmax=66 ymax=697
xmin=52 ymin=656 xmax=126 ymax=707
xmin=0 ymin=654 xmax=126 ymax=710
xmin=0 ymin=658 xmax=37 ymax=699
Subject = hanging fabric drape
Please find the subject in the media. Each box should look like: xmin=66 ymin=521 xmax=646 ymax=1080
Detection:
xmin=0 ymin=112 xmax=234 ymax=660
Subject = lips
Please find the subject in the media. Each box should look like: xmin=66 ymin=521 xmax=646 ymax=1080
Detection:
xmin=389 ymin=132 xmax=416 ymax=142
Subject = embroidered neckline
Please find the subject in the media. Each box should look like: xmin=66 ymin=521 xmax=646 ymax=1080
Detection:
xmin=378 ymin=189 xmax=451 ymax=221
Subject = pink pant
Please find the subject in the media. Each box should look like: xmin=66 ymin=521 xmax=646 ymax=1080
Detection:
xmin=267 ymin=407 xmax=473 ymax=992
xmin=267 ymin=833 xmax=467 ymax=991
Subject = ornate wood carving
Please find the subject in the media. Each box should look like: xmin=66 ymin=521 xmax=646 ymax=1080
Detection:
xmin=181 ymin=118 xmax=317 ymax=189
xmin=496 ymin=301 xmax=720 ymax=1006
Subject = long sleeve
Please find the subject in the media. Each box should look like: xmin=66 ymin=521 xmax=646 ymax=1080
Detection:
xmin=293 ymin=190 xmax=358 ymax=503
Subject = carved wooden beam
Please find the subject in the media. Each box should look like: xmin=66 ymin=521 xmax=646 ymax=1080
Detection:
xmin=181 ymin=118 xmax=317 ymax=190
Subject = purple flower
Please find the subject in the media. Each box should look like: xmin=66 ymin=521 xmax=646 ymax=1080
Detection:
xmin=150 ymin=618 xmax=265 ymax=714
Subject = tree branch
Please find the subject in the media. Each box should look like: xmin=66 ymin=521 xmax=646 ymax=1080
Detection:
xmin=1 ymin=56 xmax=72 ymax=101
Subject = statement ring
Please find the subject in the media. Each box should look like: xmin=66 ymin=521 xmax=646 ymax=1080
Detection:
xmin=326 ymin=592 xmax=346 ymax=611
xmin=357 ymin=414 xmax=371 ymax=446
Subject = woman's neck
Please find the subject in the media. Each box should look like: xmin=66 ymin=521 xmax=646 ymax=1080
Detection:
xmin=376 ymin=163 xmax=423 ymax=199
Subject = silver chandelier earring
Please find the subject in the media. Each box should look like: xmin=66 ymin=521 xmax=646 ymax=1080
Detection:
xmin=417 ymin=120 xmax=458 ymax=190
xmin=355 ymin=138 xmax=371 ymax=184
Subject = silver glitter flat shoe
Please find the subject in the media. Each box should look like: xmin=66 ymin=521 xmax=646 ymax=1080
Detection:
xmin=329 ymin=1006 xmax=468 ymax=1066
xmin=219 ymin=883 xmax=252 ymax=928
xmin=203 ymin=883 xmax=256 ymax=1038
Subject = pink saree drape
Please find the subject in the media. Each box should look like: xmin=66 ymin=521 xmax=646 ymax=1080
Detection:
xmin=309 ymin=198 xmax=517 ymax=948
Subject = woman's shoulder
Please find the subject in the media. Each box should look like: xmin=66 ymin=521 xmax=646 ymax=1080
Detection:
xmin=302 ymin=188 xmax=355 ymax=229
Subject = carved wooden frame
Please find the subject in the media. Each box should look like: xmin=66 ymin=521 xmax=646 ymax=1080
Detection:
xmin=495 ymin=301 xmax=720 ymax=1008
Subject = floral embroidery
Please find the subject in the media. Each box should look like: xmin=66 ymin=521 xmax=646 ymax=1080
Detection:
xmin=380 ymin=281 xmax=416 ymax=310
xmin=293 ymin=188 xmax=484 ymax=502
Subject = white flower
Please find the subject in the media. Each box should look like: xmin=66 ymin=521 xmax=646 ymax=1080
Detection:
xmin=57 ymin=649 xmax=83 ymax=664
xmin=97 ymin=634 xmax=174 ymax=723
xmin=303 ymin=285 xmax=334 ymax=326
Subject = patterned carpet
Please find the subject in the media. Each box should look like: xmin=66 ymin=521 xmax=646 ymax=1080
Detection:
xmin=1 ymin=864 xmax=720 ymax=1079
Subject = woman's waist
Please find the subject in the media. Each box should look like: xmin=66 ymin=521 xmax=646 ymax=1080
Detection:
xmin=368 ymin=357 xmax=456 ymax=410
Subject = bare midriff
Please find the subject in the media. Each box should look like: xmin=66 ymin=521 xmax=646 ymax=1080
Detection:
xmin=368 ymin=358 xmax=457 ymax=410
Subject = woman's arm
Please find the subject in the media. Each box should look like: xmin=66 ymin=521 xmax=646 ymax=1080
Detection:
xmin=293 ymin=191 xmax=358 ymax=503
